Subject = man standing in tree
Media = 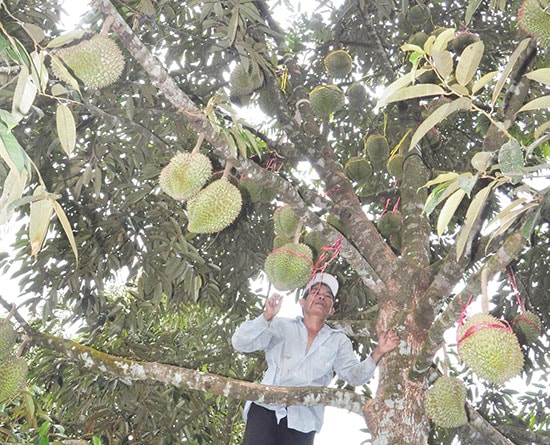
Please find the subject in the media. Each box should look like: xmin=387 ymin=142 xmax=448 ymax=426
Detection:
xmin=232 ymin=272 xmax=400 ymax=445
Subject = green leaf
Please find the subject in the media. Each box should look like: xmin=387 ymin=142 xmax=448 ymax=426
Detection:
xmin=0 ymin=123 xmax=29 ymax=174
xmin=456 ymin=182 xmax=495 ymax=259
xmin=53 ymin=201 xmax=79 ymax=266
xmin=524 ymin=68 xmax=550 ymax=85
xmin=0 ymin=167 xmax=28 ymax=224
xmin=433 ymin=28 xmax=456 ymax=52
xmin=12 ymin=65 xmax=37 ymax=121
xmin=456 ymin=172 xmax=478 ymax=196
xmin=29 ymin=187 xmax=54 ymax=257
xmin=465 ymin=0 xmax=483 ymax=24
xmin=471 ymin=151 xmax=494 ymax=172
xmin=498 ymin=140 xmax=524 ymax=181
xmin=423 ymin=180 xmax=461 ymax=217
xmin=22 ymin=23 xmax=45 ymax=43
xmin=56 ymin=103 xmax=76 ymax=156
xmin=384 ymin=84 xmax=445 ymax=105
xmin=431 ymin=50 xmax=453 ymax=80
xmin=419 ymin=172 xmax=460 ymax=189
xmin=49 ymin=55 xmax=81 ymax=94
xmin=485 ymin=201 xmax=538 ymax=252
xmin=46 ymin=29 xmax=87 ymax=48
xmin=228 ymin=6 xmax=240 ymax=46
xmin=410 ymin=96 xmax=471 ymax=149
xmin=491 ymin=38 xmax=530 ymax=107
xmin=456 ymin=41 xmax=484 ymax=86
xmin=437 ymin=188 xmax=466 ymax=237
xmin=471 ymin=70 xmax=498 ymax=93
xmin=375 ymin=68 xmax=430 ymax=110
xmin=518 ymin=95 xmax=550 ymax=113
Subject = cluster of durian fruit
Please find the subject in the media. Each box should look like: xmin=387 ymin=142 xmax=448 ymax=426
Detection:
xmin=264 ymin=205 xmax=328 ymax=292
xmin=0 ymin=318 xmax=28 ymax=404
xmin=159 ymin=151 xmax=242 ymax=234
xmin=308 ymin=49 xmax=368 ymax=117
xmin=51 ymin=34 xmax=125 ymax=89
xmin=426 ymin=309 xmax=542 ymax=429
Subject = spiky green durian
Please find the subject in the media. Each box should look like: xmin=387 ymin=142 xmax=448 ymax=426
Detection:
xmin=0 ymin=320 xmax=16 ymax=362
xmin=347 ymin=82 xmax=367 ymax=109
xmin=451 ymin=32 xmax=481 ymax=55
xmin=273 ymin=205 xmax=300 ymax=238
xmin=365 ymin=134 xmax=390 ymax=164
xmin=264 ymin=242 xmax=313 ymax=291
xmin=386 ymin=153 xmax=405 ymax=178
xmin=240 ymin=178 xmax=277 ymax=203
xmin=407 ymin=4 xmax=431 ymax=27
xmin=159 ymin=152 xmax=212 ymax=201
xmin=229 ymin=63 xmax=264 ymax=97
xmin=513 ymin=311 xmax=542 ymax=345
xmin=458 ymin=313 xmax=524 ymax=385
xmin=309 ymin=85 xmax=346 ymax=116
xmin=344 ymin=157 xmax=373 ymax=183
xmin=408 ymin=31 xmax=429 ymax=49
xmin=187 ymin=178 xmax=242 ymax=233
xmin=303 ymin=230 xmax=328 ymax=257
xmin=258 ymin=87 xmax=277 ymax=116
xmin=377 ymin=211 xmax=402 ymax=237
xmin=518 ymin=0 xmax=550 ymax=49
xmin=52 ymin=34 xmax=125 ymax=89
xmin=0 ymin=356 xmax=27 ymax=403
xmin=425 ymin=376 xmax=468 ymax=428
xmin=323 ymin=50 xmax=353 ymax=78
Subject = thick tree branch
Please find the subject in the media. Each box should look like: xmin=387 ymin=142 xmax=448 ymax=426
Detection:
xmin=465 ymin=405 xmax=516 ymax=445
xmin=29 ymin=331 xmax=366 ymax=415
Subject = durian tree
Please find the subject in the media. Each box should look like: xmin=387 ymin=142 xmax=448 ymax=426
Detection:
xmin=0 ymin=0 xmax=548 ymax=444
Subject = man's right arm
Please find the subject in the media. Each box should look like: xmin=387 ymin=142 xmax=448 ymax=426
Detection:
xmin=231 ymin=293 xmax=284 ymax=352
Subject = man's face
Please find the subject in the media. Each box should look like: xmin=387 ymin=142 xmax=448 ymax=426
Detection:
xmin=301 ymin=283 xmax=335 ymax=316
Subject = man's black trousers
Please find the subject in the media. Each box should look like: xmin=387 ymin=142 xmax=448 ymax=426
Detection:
xmin=242 ymin=403 xmax=316 ymax=445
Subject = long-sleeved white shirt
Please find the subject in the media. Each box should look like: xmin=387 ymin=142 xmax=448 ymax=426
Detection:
xmin=232 ymin=314 xmax=376 ymax=433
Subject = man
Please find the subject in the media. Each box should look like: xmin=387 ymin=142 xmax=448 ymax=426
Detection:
xmin=232 ymin=272 xmax=400 ymax=445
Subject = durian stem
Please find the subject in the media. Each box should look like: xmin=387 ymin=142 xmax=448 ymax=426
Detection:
xmin=16 ymin=335 xmax=32 ymax=358
xmin=481 ymin=267 xmax=489 ymax=314
xmin=222 ymin=160 xmax=234 ymax=180
xmin=100 ymin=15 xmax=115 ymax=35
xmin=191 ymin=133 xmax=205 ymax=154
xmin=293 ymin=220 xmax=305 ymax=244
xmin=441 ymin=346 xmax=449 ymax=377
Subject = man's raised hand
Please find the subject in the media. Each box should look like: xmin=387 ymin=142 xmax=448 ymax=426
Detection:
xmin=264 ymin=293 xmax=284 ymax=321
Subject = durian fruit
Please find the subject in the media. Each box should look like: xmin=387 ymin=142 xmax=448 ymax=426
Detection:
xmin=229 ymin=63 xmax=264 ymax=97
xmin=240 ymin=178 xmax=277 ymax=203
xmin=264 ymin=242 xmax=314 ymax=291
xmin=408 ymin=31 xmax=429 ymax=49
xmin=386 ymin=154 xmax=405 ymax=178
xmin=406 ymin=4 xmax=431 ymax=27
xmin=458 ymin=313 xmax=524 ymax=385
xmin=425 ymin=376 xmax=468 ymax=428
xmin=309 ymin=85 xmax=346 ymax=116
xmin=451 ymin=32 xmax=481 ymax=55
xmin=513 ymin=311 xmax=542 ymax=345
xmin=273 ymin=205 xmax=300 ymax=238
xmin=273 ymin=235 xmax=292 ymax=249
xmin=187 ymin=178 xmax=243 ymax=233
xmin=377 ymin=211 xmax=403 ymax=237
xmin=518 ymin=0 xmax=550 ymax=49
xmin=0 ymin=320 xmax=16 ymax=362
xmin=347 ymin=82 xmax=367 ymax=109
xmin=344 ymin=156 xmax=373 ymax=183
xmin=323 ymin=50 xmax=353 ymax=78
xmin=389 ymin=232 xmax=402 ymax=252
xmin=258 ymin=87 xmax=278 ymax=116
xmin=0 ymin=356 xmax=28 ymax=403
xmin=52 ymin=34 xmax=125 ymax=89
xmin=303 ymin=230 xmax=327 ymax=257
xmin=159 ymin=152 xmax=213 ymax=201
xmin=365 ymin=134 xmax=390 ymax=164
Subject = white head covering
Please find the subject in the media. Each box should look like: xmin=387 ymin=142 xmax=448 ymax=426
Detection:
xmin=303 ymin=273 xmax=339 ymax=298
